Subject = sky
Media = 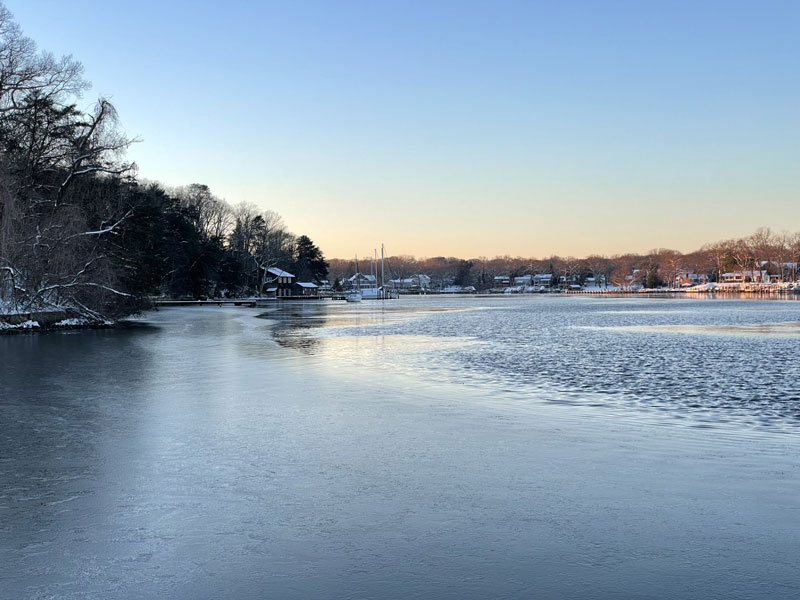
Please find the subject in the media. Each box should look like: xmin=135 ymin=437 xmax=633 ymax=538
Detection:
xmin=6 ymin=0 xmax=799 ymax=259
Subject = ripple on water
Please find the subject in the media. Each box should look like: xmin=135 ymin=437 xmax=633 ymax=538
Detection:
xmin=267 ymin=297 xmax=800 ymax=432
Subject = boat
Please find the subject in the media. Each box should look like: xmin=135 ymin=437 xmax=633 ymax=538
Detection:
xmin=344 ymin=246 xmax=398 ymax=301
xmin=346 ymin=254 xmax=363 ymax=302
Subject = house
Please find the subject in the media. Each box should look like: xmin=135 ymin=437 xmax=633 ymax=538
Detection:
xmin=388 ymin=274 xmax=431 ymax=292
xmin=583 ymin=276 xmax=606 ymax=288
xmin=675 ymin=270 xmax=708 ymax=287
xmin=533 ymin=273 xmax=553 ymax=287
xmin=266 ymin=267 xmax=295 ymax=297
xmin=292 ymin=282 xmax=319 ymax=296
xmin=760 ymin=262 xmax=800 ymax=281
xmin=514 ymin=275 xmax=533 ymax=286
xmin=347 ymin=273 xmax=377 ymax=290
xmin=559 ymin=274 xmax=580 ymax=288
xmin=721 ymin=271 xmax=768 ymax=283
xmin=493 ymin=275 xmax=510 ymax=287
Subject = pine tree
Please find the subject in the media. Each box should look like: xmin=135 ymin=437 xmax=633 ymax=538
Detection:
xmin=293 ymin=235 xmax=329 ymax=282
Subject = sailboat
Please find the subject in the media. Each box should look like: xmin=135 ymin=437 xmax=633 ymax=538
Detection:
xmin=346 ymin=246 xmax=396 ymax=301
xmin=356 ymin=245 xmax=395 ymax=300
xmin=346 ymin=255 xmax=363 ymax=302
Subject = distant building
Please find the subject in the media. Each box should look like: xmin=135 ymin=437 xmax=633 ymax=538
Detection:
xmin=389 ymin=274 xmax=431 ymax=292
xmin=493 ymin=275 xmax=510 ymax=287
xmin=347 ymin=273 xmax=377 ymax=290
xmin=514 ymin=275 xmax=533 ymax=286
xmin=760 ymin=261 xmax=799 ymax=281
xmin=533 ymin=273 xmax=553 ymax=287
xmin=583 ymin=276 xmax=607 ymax=288
xmin=675 ymin=270 xmax=708 ymax=287
xmin=721 ymin=271 xmax=768 ymax=283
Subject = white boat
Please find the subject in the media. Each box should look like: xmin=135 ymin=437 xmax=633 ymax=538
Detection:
xmin=345 ymin=245 xmax=397 ymax=301
xmin=360 ymin=287 xmax=388 ymax=300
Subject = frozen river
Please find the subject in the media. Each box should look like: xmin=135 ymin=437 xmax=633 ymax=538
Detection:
xmin=2 ymin=296 xmax=799 ymax=599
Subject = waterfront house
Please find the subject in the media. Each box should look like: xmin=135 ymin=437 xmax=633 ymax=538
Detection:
xmin=347 ymin=273 xmax=377 ymax=290
xmin=292 ymin=282 xmax=319 ymax=297
xmin=388 ymin=274 xmax=432 ymax=292
xmin=675 ymin=270 xmax=708 ymax=287
xmin=759 ymin=261 xmax=800 ymax=282
xmin=493 ymin=275 xmax=511 ymax=287
xmin=583 ymin=276 xmax=607 ymax=289
xmin=533 ymin=273 xmax=553 ymax=287
xmin=721 ymin=271 xmax=769 ymax=283
xmin=266 ymin=268 xmax=295 ymax=297
xmin=514 ymin=275 xmax=533 ymax=286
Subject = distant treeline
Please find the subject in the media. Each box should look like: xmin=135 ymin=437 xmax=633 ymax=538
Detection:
xmin=0 ymin=4 xmax=327 ymax=320
xmin=330 ymin=227 xmax=800 ymax=290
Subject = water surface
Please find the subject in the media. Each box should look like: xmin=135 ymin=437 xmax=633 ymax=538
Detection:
xmin=1 ymin=296 xmax=799 ymax=599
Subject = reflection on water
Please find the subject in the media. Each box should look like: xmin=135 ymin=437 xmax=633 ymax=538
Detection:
xmin=259 ymin=302 xmax=471 ymax=354
xmin=259 ymin=296 xmax=800 ymax=432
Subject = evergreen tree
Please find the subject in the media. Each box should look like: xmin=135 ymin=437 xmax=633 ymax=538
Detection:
xmin=293 ymin=235 xmax=328 ymax=282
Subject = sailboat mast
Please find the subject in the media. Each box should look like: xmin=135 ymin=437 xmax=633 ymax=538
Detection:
xmin=381 ymin=244 xmax=385 ymax=299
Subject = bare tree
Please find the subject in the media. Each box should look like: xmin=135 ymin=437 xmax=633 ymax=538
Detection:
xmin=174 ymin=183 xmax=233 ymax=240
xmin=0 ymin=4 xmax=87 ymax=114
xmin=652 ymin=248 xmax=683 ymax=289
xmin=0 ymin=5 xmax=136 ymax=318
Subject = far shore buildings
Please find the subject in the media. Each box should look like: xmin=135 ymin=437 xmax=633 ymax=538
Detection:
xmin=388 ymin=274 xmax=431 ymax=292
xmin=346 ymin=273 xmax=377 ymax=290
xmin=675 ymin=270 xmax=708 ymax=287
xmin=720 ymin=270 xmax=769 ymax=284
xmin=321 ymin=257 xmax=800 ymax=298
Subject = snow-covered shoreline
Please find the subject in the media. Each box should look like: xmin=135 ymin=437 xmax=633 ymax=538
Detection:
xmin=0 ymin=311 xmax=114 ymax=334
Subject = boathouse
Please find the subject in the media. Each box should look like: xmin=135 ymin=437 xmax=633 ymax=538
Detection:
xmin=266 ymin=267 xmax=295 ymax=297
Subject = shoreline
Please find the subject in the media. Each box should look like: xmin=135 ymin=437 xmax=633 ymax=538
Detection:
xmin=0 ymin=310 xmax=114 ymax=335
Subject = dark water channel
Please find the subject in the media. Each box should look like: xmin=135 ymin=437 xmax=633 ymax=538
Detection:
xmin=2 ymin=296 xmax=799 ymax=599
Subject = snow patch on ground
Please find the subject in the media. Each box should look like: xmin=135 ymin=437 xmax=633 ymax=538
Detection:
xmin=54 ymin=318 xmax=91 ymax=327
xmin=0 ymin=320 xmax=40 ymax=330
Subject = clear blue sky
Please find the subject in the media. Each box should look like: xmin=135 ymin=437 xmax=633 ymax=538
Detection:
xmin=7 ymin=0 xmax=799 ymax=258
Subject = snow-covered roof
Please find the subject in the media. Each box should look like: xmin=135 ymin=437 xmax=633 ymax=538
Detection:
xmin=296 ymin=282 xmax=318 ymax=288
xmin=267 ymin=268 xmax=295 ymax=278
xmin=265 ymin=287 xmax=277 ymax=292
xmin=348 ymin=273 xmax=376 ymax=282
